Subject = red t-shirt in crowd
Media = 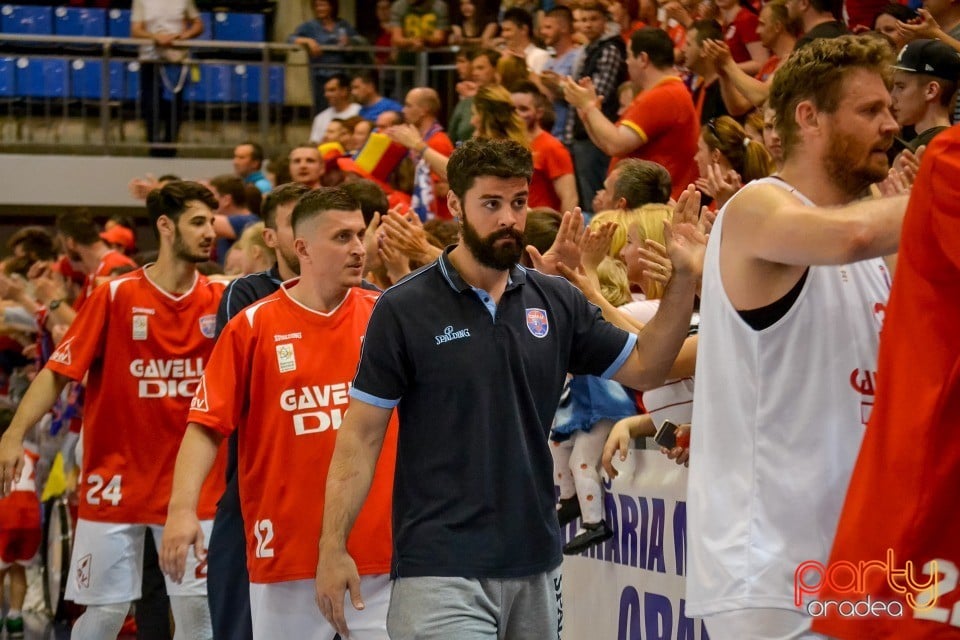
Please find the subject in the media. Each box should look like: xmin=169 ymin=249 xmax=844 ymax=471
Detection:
xmin=617 ymin=76 xmax=700 ymax=200
xmin=72 ymin=249 xmax=137 ymax=311
xmin=46 ymin=268 xmax=226 ymax=524
xmin=620 ymin=20 xmax=647 ymax=46
xmin=187 ymin=283 xmax=398 ymax=584
xmin=755 ymin=54 xmax=780 ymax=82
xmin=724 ymin=7 xmax=760 ymax=64
xmin=528 ymin=130 xmax=574 ymax=211
xmin=427 ymin=130 xmax=455 ymax=219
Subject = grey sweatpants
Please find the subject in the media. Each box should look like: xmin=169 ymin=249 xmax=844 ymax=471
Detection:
xmin=386 ymin=567 xmax=563 ymax=640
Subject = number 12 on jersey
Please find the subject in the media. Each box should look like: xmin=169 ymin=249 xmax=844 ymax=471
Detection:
xmin=254 ymin=519 xmax=275 ymax=558
xmin=86 ymin=474 xmax=123 ymax=506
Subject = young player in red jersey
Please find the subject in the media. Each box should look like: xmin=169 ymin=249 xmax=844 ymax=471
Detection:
xmin=161 ymin=187 xmax=397 ymax=640
xmin=0 ymin=181 xmax=227 ymax=640
xmin=0 ymin=425 xmax=41 ymax=640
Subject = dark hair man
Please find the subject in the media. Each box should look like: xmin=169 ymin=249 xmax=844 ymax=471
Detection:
xmin=314 ymin=137 xmax=704 ymax=639
xmin=564 ymin=0 xmax=628 ymax=211
xmin=890 ymin=38 xmax=960 ymax=152
xmin=564 ymin=27 xmax=699 ymax=201
xmin=593 ymin=158 xmax=673 ymax=212
xmin=0 ymin=181 xmax=225 ymax=639
xmin=790 ymin=0 xmax=849 ymax=48
xmin=350 ymin=71 xmax=403 ymax=122
xmin=184 ymin=180 xmax=309 ymax=640
xmin=162 ymin=187 xmax=397 ymax=640
xmin=500 ymin=7 xmax=550 ymax=72
xmin=308 ymin=74 xmax=361 ymax=144
xmin=233 ymin=142 xmax=272 ymax=194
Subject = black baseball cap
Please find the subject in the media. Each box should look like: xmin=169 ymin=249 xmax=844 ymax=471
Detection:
xmin=892 ymin=39 xmax=960 ymax=81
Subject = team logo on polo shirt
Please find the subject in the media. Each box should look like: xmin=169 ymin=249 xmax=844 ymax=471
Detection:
xmin=526 ymin=308 xmax=549 ymax=338
xmin=198 ymin=315 xmax=217 ymax=338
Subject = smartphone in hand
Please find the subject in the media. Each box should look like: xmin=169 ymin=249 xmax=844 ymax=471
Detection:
xmin=655 ymin=420 xmax=690 ymax=449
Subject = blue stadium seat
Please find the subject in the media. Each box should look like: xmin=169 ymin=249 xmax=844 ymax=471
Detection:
xmin=107 ymin=8 xmax=131 ymax=38
xmin=184 ymin=63 xmax=232 ymax=103
xmin=0 ymin=57 xmax=14 ymax=97
xmin=212 ymin=12 xmax=265 ymax=42
xmin=54 ymin=7 xmax=106 ymax=37
xmin=233 ymin=64 xmax=284 ymax=104
xmin=124 ymin=61 xmax=140 ymax=101
xmin=195 ymin=12 xmax=212 ymax=41
xmin=70 ymin=59 xmax=125 ymax=100
xmin=15 ymin=57 xmax=68 ymax=98
xmin=0 ymin=5 xmax=53 ymax=35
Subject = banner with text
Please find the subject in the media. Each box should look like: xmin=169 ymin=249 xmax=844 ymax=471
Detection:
xmin=560 ymin=449 xmax=710 ymax=640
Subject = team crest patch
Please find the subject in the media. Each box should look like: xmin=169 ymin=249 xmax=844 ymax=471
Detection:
xmin=132 ymin=315 xmax=148 ymax=341
xmin=198 ymin=315 xmax=217 ymax=338
xmin=526 ymin=308 xmax=549 ymax=338
xmin=276 ymin=343 xmax=296 ymax=373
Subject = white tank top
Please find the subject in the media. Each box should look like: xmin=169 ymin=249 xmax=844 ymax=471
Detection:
xmin=686 ymin=177 xmax=891 ymax=616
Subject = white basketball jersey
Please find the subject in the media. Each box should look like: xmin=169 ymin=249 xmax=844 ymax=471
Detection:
xmin=686 ymin=178 xmax=891 ymax=616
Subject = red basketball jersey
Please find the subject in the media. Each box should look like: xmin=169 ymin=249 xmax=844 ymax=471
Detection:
xmin=72 ymin=249 xmax=137 ymax=311
xmin=46 ymin=268 xmax=226 ymax=524
xmin=188 ymin=283 xmax=397 ymax=584
xmin=812 ymin=126 xmax=960 ymax=639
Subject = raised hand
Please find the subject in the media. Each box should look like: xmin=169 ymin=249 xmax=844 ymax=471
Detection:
xmin=363 ymin=212 xmax=382 ymax=269
xmin=379 ymin=235 xmax=412 ymax=284
xmin=561 ymin=76 xmax=598 ymax=110
xmin=704 ymin=162 xmax=742 ymax=208
xmin=664 ymin=186 xmax=708 ymax=279
xmin=579 ymin=222 xmax=617 ymax=272
xmin=385 ymin=124 xmax=425 ymax=151
xmin=557 ymin=262 xmax=603 ymax=304
xmin=701 ymin=39 xmax=733 ymax=73
xmin=896 ymin=8 xmax=941 ymax=40
xmin=380 ymin=209 xmax=440 ymax=263
xmin=637 ymin=240 xmax=672 ymax=285
xmin=526 ymin=208 xmax=585 ymax=274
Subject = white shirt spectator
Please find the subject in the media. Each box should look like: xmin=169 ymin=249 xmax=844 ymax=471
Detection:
xmin=524 ymin=43 xmax=551 ymax=74
xmin=308 ymin=103 xmax=361 ymax=143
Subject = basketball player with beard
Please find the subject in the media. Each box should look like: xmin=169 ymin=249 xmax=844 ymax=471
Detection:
xmin=0 ymin=181 xmax=226 ymax=639
xmin=314 ymin=138 xmax=707 ymax=639
xmin=685 ymin=35 xmax=909 ymax=639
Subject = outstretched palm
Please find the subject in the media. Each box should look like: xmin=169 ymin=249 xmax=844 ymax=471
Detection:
xmin=526 ymin=208 xmax=585 ymax=274
xmin=665 ymin=186 xmax=708 ymax=279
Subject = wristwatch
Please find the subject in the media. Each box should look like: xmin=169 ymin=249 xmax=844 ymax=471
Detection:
xmin=48 ymin=298 xmax=65 ymax=311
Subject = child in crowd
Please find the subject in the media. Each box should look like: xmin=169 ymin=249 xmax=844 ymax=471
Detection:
xmin=551 ymin=257 xmax=638 ymax=555
xmin=0 ymin=410 xmax=42 ymax=639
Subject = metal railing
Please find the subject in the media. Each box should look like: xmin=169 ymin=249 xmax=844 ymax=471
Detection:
xmin=0 ymin=33 xmax=460 ymax=156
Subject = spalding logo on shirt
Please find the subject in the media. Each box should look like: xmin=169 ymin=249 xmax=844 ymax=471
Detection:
xmin=526 ymin=308 xmax=549 ymax=338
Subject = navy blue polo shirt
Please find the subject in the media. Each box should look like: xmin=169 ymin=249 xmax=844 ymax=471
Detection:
xmin=351 ymin=248 xmax=636 ymax=579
